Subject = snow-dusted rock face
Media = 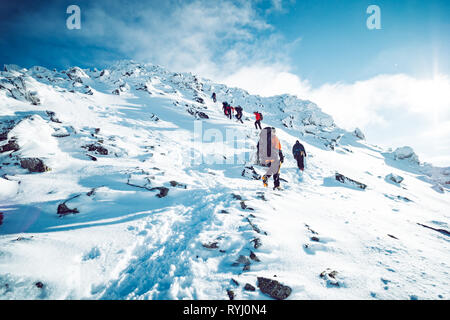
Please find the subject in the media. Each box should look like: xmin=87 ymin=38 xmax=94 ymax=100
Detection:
xmin=0 ymin=60 xmax=449 ymax=300
xmin=392 ymin=146 xmax=420 ymax=163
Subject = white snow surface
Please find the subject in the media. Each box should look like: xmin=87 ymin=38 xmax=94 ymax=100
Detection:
xmin=0 ymin=60 xmax=449 ymax=300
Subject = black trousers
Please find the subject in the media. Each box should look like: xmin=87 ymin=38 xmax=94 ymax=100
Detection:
xmin=255 ymin=120 xmax=262 ymax=129
xmin=266 ymin=162 xmax=281 ymax=188
xmin=295 ymin=155 xmax=304 ymax=170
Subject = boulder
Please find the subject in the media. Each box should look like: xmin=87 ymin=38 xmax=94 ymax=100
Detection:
xmin=392 ymin=146 xmax=419 ymax=164
xmin=353 ymin=128 xmax=365 ymax=140
xmin=0 ymin=139 xmax=20 ymax=153
xmin=386 ymin=173 xmax=404 ymax=184
xmin=20 ymin=158 xmax=51 ymax=173
xmin=335 ymin=173 xmax=367 ymax=190
xmin=83 ymin=144 xmax=108 ymax=155
xmin=244 ymin=283 xmax=256 ymax=291
xmin=257 ymin=277 xmax=292 ymax=300
xmin=57 ymin=203 xmax=79 ymax=216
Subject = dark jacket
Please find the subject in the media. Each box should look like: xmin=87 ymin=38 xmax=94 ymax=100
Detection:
xmin=292 ymin=141 xmax=306 ymax=157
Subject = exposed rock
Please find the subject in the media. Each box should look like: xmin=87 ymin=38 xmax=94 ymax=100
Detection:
xmin=353 ymin=128 xmax=365 ymax=140
xmin=86 ymin=154 xmax=97 ymax=161
xmin=231 ymin=193 xmax=242 ymax=200
xmin=241 ymin=166 xmax=261 ymax=180
xmin=231 ymin=279 xmax=239 ymax=286
xmin=417 ymin=223 xmax=450 ymax=237
xmin=20 ymin=158 xmax=51 ymax=173
xmin=112 ymin=89 xmax=120 ymax=95
xmin=202 ymin=242 xmax=219 ymax=249
xmin=169 ymin=180 xmax=187 ymax=189
xmin=232 ymin=255 xmax=251 ymax=267
xmin=194 ymin=97 xmax=205 ymax=104
xmin=244 ymin=283 xmax=256 ymax=291
xmin=386 ymin=173 xmax=404 ymax=184
xmin=251 ymin=238 xmax=262 ymax=249
xmin=257 ymin=277 xmax=292 ymax=300
xmin=335 ymin=173 xmax=367 ymax=190
xmin=311 ymin=236 xmax=320 ymax=242
xmin=0 ymin=212 xmax=3 ymax=226
xmin=0 ymin=138 xmax=20 ymax=153
xmin=240 ymin=201 xmax=254 ymax=210
xmin=249 ymin=251 xmax=260 ymax=262
xmin=392 ymin=146 xmax=419 ymax=164
xmin=35 ymin=282 xmax=44 ymax=289
xmin=57 ymin=203 xmax=79 ymax=216
xmin=150 ymin=187 xmax=169 ymax=198
xmin=227 ymin=289 xmax=235 ymax=300
xmin=196 ymin=111 xmax=209 ymax=119
xmin=83 ymin=144 xmax=108 ymax=155
xmin=246 ymin=217 xmax=266 ymax=235
xmin=320 ymin=269 xmax=340 ymax=287
xmin=46 ymin=111 xmax=62 ymax=123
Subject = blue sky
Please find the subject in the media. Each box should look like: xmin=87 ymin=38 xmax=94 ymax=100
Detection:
xmin=1 ymin=0 xmax=449 ymax=165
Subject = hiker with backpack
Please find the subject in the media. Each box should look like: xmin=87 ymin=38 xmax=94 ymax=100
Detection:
xmin=211 ymin=92 xmax=217 ymax=103
xmin=254 ymin=111 xmax=263 ymax=130
xmin=228 ymin=106 xmax=234 ymax=119
xmin=257 ymin=127 xmax=284 ymax=190
xmin=222 ymin=102 xmax=229 ymax=117
xmin=235 ymin=105 xmax=243 ymax=123
xmin=292 ymin=140 xmax=307 ymax=171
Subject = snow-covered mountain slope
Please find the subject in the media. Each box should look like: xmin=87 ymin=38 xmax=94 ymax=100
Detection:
xmin=0 ymin=60 xmax=449 ymax=300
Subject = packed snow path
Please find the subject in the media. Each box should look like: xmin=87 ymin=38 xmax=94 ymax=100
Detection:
xmin=0 ymin=62 xmax=449 ymax=300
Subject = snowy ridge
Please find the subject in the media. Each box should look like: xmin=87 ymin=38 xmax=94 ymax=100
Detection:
xmin=0 ymin=60 xmax=449 ymax=300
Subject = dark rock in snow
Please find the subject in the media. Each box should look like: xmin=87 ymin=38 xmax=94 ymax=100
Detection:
xmin=320 ymin=269 xmax=340 ymax=287
xmin=335 ymin=173 xmax=367 ymax=190
xmin=417 ymin=223 xmax=450 ymax=237
xmin=311 ymin=236 xmax=320 ymax=242
xmin=46 ymin=110 xmax=62 ymax=123
xmin=241 ymin=166 xmax=261 ymax=180
xmin=257 ymin=277 xmax=292 ymax=300
xmin=227 ymin=289 xmax=235 ymax=300
xmin=20 ymin=158 xmax=51 ymax=173
xmin=251 ymin=238 xmax=262 ymax=249
xmin=0 ymin=212 xmax=4 ymax=226
xmin=196 ymin=111 xmax=209 ymax=119
xmin=231 ymin=279 xmax=239 ymax=286
xmin=244 ymin=283 xmax=256 ymax=291
xmin=169 ymin=180 xmax=187 ymax=189
xmin=83 ymin=144 xmax=108 ymax=155
xmin=35 ymin=282 xmax=44 ymax=289
xmin=232 ymin=193 xmax=242 ymax=200
xmin=386 ymin=173 xmax=404 ymax=184
xmin=194 ymin=97 xmax=205 ymax=104
xmin=249 ymin=251 xmax=260 ymax=262
xmin=57 ymin=203 xmax=79 ymax=216
xmin=150 ymin=187 xmax=169 ymax=198
xmin=202 ymin=242 xmax=219 ymax=249
xmin=0 ymin=138 xmax=20 ymax=153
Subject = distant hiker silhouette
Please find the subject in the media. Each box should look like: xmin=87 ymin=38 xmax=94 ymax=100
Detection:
xmin=292 ymin=140 xmax=307 ymax=171
xmin=254 ymin=111 xmax=263 ymax=130
xmin=211 ymin=92 xmax=216 ymax=103
xmin=257 ymin=127 xmax=284 ymax=190
xmin=235 ymin=105 xmax=243 ymax=123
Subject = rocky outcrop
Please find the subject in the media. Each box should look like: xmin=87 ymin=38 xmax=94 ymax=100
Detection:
xmin=57 ymin=203 xmax=79 ymax=216
xmin=257 ymin=277 xmax=292 ymax=300
xmin=0 ymin=138 xmax=19 ymax=153
xmin=20 ymin=158 xmax=51 ymax=173
xmin=335 ymin=173 xmax=367 ymax=190
xmin=386 ymin=173 xmax=404 ymax=184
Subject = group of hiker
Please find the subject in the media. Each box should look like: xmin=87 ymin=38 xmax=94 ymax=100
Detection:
xmin=211 ymin=92 xmax=307 ymax=190
xmin=221 ymin=101 xmax=244 ymax=123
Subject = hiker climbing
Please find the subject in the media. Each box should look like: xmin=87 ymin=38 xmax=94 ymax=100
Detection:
xmin=222 ymin=102 xmax=229 ymax=117
xmin=227 ymin=105 xmax=233 ymax=119
xmin=235 ymin=105 xmax=243 ymax=123
xmin=254 ymin=111 xmax=263 ymax=130
xmin=211 ymin=92 xmax=216 ymax=103
xmin=257 ymin=127 xmax=284 ymax=190
xmin=292 ymin=140 xmax=307 ymax=171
